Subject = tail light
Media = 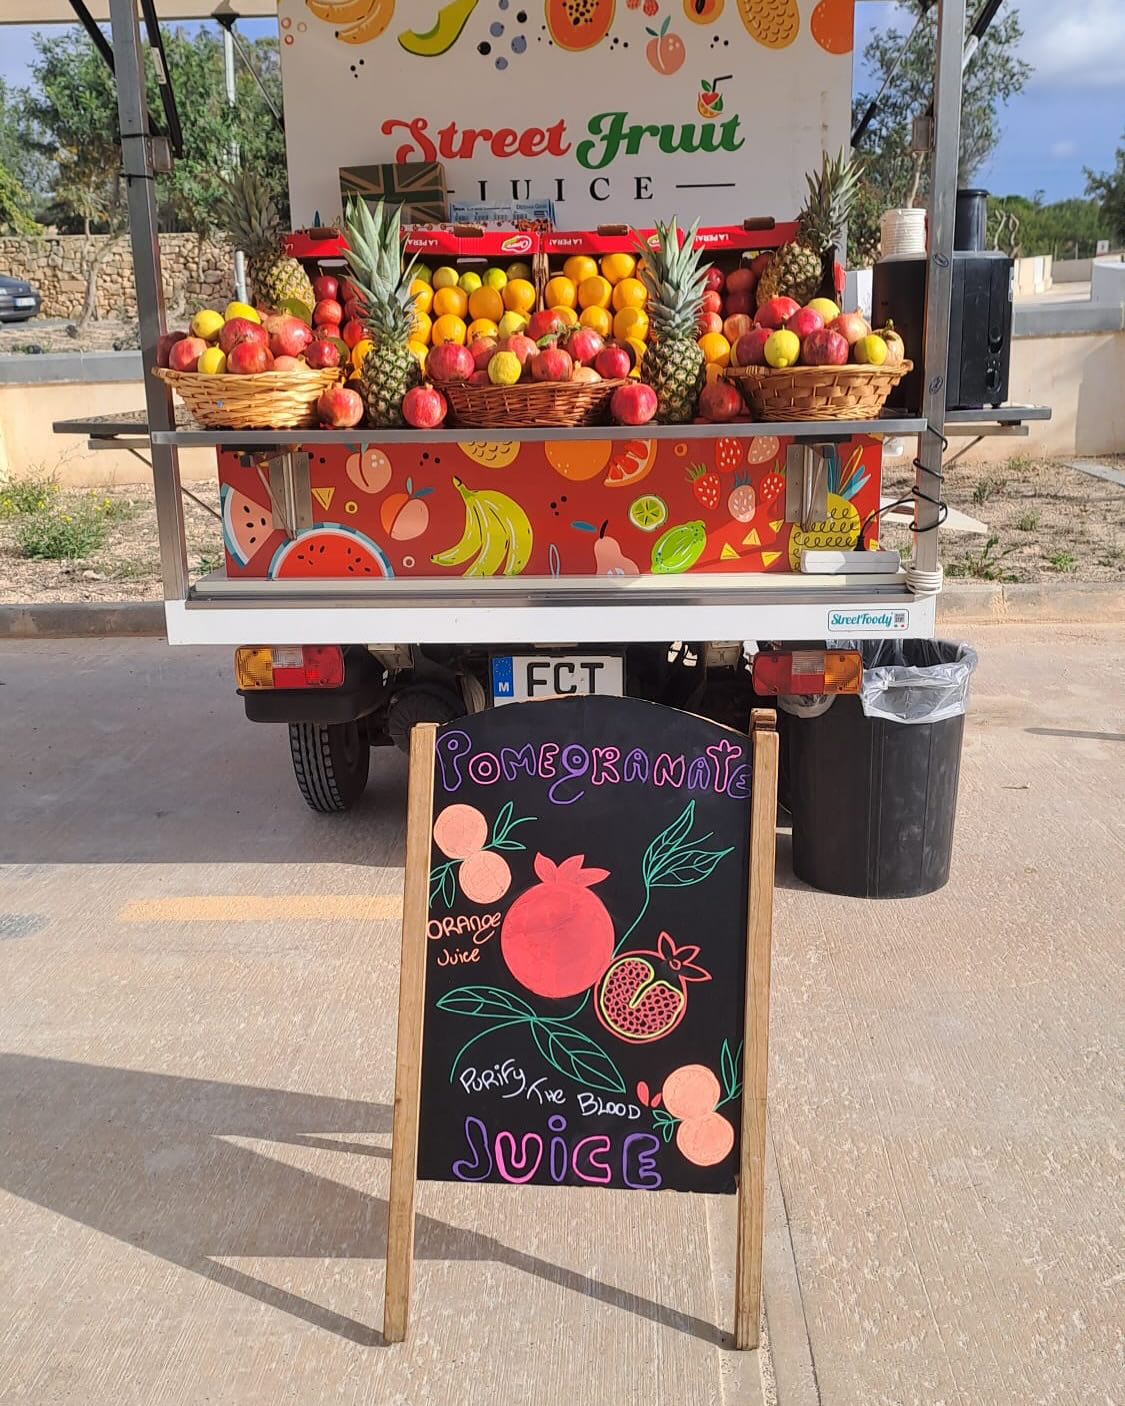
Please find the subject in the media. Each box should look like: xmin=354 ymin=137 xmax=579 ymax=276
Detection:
xmin=235 ymin=645 xmax=345 ymax=691
xmin=752 ymin=649 xmax=862 ymax=696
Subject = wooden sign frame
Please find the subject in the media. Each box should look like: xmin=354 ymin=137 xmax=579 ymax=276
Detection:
xmin=384 ymin=708 xmax=778 ymax=1350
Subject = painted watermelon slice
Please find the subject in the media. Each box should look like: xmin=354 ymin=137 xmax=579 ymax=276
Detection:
xmin=268 ymin=524 xmax=394 ymax=580
xmin=221 ymin=484 xmax=276 ymax=569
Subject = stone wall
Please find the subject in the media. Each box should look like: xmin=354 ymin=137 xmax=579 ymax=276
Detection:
xmin=0 ymin=233 xmax=237 ymax=321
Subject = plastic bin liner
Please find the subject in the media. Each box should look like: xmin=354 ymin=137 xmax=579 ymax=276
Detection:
xmin=851 ymin=639 xmax=978 ymax=726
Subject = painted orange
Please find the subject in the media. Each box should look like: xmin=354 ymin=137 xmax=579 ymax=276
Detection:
xmin=810 ymin=0 xmax=854 ymax=54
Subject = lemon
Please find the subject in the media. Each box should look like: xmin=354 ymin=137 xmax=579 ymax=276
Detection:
xmin=190 ymin=309 xmax=225 ymax=342
xmin=853 ymin=334 xmax=888 ymax=366
xmin=459 ymin=270 xmax=483 ymax=294
xmin=628 ymin=495 xmax=667 ymax=532
xmin=197 ymin=346 xmax=227 ymax=375
xmin=413 ymin=265 xmax=433 ymax=285
xmin=487 ymin=350 xmax=522 ymax=386
xmin=484 ymin=267 xmax=508 ymax=290
xmin=505 ymin=261 xmax=533 ymax=281
xmin=224 ymin=301 xmax=260 ymax=324
xmin=764 ymin=329 xmax=800 ymax=368
xmin=497 ymin=310 xmax=529 ymax=337
xmin=432 ymin=266 xmax=460 ymax=290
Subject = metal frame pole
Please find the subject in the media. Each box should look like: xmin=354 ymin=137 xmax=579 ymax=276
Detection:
xmin=910 ymin=0 xmax=965 ymax=592
xmin=109 ymin=0 xmax=188 ymax=603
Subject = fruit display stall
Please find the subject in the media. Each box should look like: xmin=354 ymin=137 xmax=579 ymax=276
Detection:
xmin=43 ymin=0 xmax=1046 ymax=810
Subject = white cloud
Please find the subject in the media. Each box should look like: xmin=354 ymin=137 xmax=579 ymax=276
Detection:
xmin=1049 ymin=139 xmax=1076 ymax=159
xmin=1013 ymin=0 xmax=1125 ymax=88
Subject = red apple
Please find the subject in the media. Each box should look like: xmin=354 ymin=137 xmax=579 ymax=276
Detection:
xmin=272 ymin=355 xmax=303 ymax=371
xmin=697 ymin=312 xmax=724 ymax=337
xmin=594 ymin=344 xmax=632 ymax=380
xmin=470 ymin=336 xmax=498 ymax=371
xmin=565 ymin=327 xmax=605 ymax=367
xmin=340 ymin=319 xmax=367 ymax=350
xmin=726 ymin=267 xmax=757 ymax=295
xmin=699 ymin=379 xmax=743 ymax=422
xmin=703 ymin=266 xmax=726 ymax=294
xmin=313 ymin=298 xmax=343 ymax=327
xmin=787 ymin=307 xmax=825 ymax=339
xmin=734 ymin=327 xmax=771 ymax=367
xmin=305 ymin=340 xmax=341 ymax=369
xmin=267 ymin=315 xmax=314 ymax=359
xmin=723 ymin=314 xmax=755 ymax=345
xmin=157 ymin=330 xmax=186 ymax=367
xmin=219 ymin=317 xmax=268 ymax=356
xmin=312 ymin=275 xmax=339 ymax=303
xmin=526 ymin=309 xmax=567 ymax=342
xmin=611 ymin=381 xmax=658 ymax=426
xmin=228 ymin=340 xmax=273 ymax=374
xmin=317 ymin=384 xmax=364 ymax=428
xmin=168 ymin=335 xmax=206 ymax=372
xmin=829 ymin=311 xmax=871 ymax=346
xmin=701 ymin=290 xmax=723 ymax=316
xmin=402 ymin=385 xmax=447 ymax=429
xmin=500 ymin=333 xmax=538 ymax=367
xmin=801 ymin=327 xmax=850 ymax=366
xmin=756 ymin=296 xmax=801 ymax=330
xmin=530 ymin=346 xmax=574 ymax=382
xmin=427 ymin=341 xmax=475 ymax=383
xmin=724 ymin=290 xmax=756 ymax=317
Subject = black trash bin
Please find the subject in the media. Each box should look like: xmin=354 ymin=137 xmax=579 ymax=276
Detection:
xmin=787 ymin=640 xmax=977 ymax=899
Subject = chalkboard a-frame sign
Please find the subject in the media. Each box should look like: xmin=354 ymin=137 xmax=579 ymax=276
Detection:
xmin=385 ymin=696 xmax=778 ymax=1349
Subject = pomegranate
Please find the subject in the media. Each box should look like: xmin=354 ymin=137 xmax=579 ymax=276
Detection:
xmin=570 ymin=365 xmax=602 ymax=384
xmin=829 ymin=311 xmax=870 ymax=346
xmin=565 ymin=326 xmax=604 ymax=367
xmin=700 ymin=290 xmax=723 ymax=316
xmin=467 ymin=369 xmax=492 ymax=386
xmin=594 ymin=931 xmax=710 ymax=1043
xmin=530 ymin=346 xmax=574 ymax=382
xmin=500 ymin=333 xmax=538 ymax=367
xmin=734 ymin=327 xmax=771 ymax=367
xmin=786 ymin=307 xmax=825 ymax=340
xmin=341 ymin=319 xmax=367 ymax=350
xmin=427 ymin=342 xmax=475 ymax=383
xmin=698 ymin=379 xmax=743 ymax=423
xmin=725 ymin=267 xmax=756 ymax=295
xmin=227 ymin=340 xmax=273 ymax=374
xmin=311 ymin=274 xmax=338 ymax=302
xmin=267 ymin=314 xmax=315 ymax=359
xmin=343 ymin=296 xmax=367 ymax=322
xmin=723 ymin=313 xmax=754 ymax=346
xmin=697 ymin=311 xmax=724 ymax=337
xmin=611 ymin=382 xmax=658 ymax=426
xmin=500 ymin=853 xmax=614 ymax=1000
xmin=756 ymin=296 xmax=801 ymax=330
xmin=594 ymin=344 xmax=632 ymax=380
xmin=526 ymin=308 xmax=567 ymax=342
xmin=876 ymin=321 xmax=906 ymax=366
xmin=703 ymin=266 xmax=726 ymax=294
xmin=723 ymin=290 xmax=755 ymax=317
xmin=313 ymin=298 xmax=343 ymax=327
xmin=402 ymin=385 xmax=447 ymax=429
xmin=272 ymin=354 xmax=302 ymax=371
xmin=749 ymin=252 xmax=772 ymax=278
xmin=801 ymin=327 xmax=849 ymax=366
xmin=317 ymin=384 xmax=364 ymax=428
xmin=470 ymin=336 xmax=498 ymax=371
xmin=167 ymin=336 xmax=205 ymax=372
xmin=219 ymin=317 xmax=267 ymax=355
xmin=304 ymin=340 xmax=341 ymax=369
xmin=156 ymin=330 xmax=186 ymax=367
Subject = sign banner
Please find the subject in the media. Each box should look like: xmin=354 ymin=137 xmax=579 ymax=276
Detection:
xmin=280 ymin=1 xmax=853 ymax=229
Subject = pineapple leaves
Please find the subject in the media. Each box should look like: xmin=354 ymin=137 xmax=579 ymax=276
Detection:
xmin=530 ymin=1020 xmax=626 ymax=1095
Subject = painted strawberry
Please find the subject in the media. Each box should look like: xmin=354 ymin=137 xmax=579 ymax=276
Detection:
xmin=501 ymin=854 xmax=615 ymax=1000
xmin=760 ymin=468 xmax=786 ymax=505
xmin=715 ymin=437 xmax=743 ymax=475
xmin=595 ymin=932 xmax=711 ymax=1044
xmin=688 ymin=464 xmax=721 ymax=510
xmin=727 ymin=473 xmax=757 ymax=522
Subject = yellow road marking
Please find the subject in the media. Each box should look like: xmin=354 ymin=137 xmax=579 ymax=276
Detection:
xmin=118 ymin=895 xmax=404 ymax=923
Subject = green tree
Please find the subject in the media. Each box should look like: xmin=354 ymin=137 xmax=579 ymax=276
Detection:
xmin=850 ymin=1 xmax=1031 ymax=263
xmin=1085 ymin=133 xmax=1125 ymax=246
xmin=989 ymin=193 xmax=1112 ymax=260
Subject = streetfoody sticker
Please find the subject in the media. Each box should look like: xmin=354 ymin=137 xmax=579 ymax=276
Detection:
xmin=827 ymin=609 xmax=911 ymax=633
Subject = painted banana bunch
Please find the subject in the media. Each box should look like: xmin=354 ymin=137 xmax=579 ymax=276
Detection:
xmin=305 ymin=0 xmax=395 ymax=45
xmin=432 ymin=478 xmax=534 ymax=577
xmin=735 ymin=0 xmax=799 ymax=50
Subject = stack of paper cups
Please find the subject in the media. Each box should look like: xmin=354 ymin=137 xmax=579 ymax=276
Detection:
xmin=880 ymin=207 xmax=928 ymax=259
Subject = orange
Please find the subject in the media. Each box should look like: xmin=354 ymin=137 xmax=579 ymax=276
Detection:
xmin=432 ymin=285 xmax=469 ymax=320
xmin=676 ymin=1111 xmax=735 ymax=1167
xmin=549 ymin=304 xmax=579 ymax=327
xmin=604 ymin=438 xmax=657 ymax=488
xmin=544 ymin=275 xmax=578 ymax=310
xmin=503 ymin=278 xmax=537 ymax=314
xmin=468 ymin=285 xmax=504 ymax=324
xmin=698 ymin=331 xmax=732 ymax=367
xmin=467 ymin=317 xmax=499 ymax=342
xmin=411 ymin=309 xmax=432 ymax=343
xmin=613 ymin=307 xmax=649 ymax=342
xmin=544 ymin=439 xmax=613 ymax=482
xmin=625 ymin=336 xmax=649 ymax=369
xmin=410 ymin=279 xmax=433 ymax=315
xmin=431 ymin=314 xmax=467 ymax=346
xmin=579 ymin=305 xmax=612 ymax=338
xmin=601 ymin=252 xmax=637 ymax=284
xmin=578 ymin=274 xmax=613 ymax=310
xmin=612 ymin=276 xmax=648 ymax=312
xmin=351 ymin=338 xmax=374 ymax=371
xmin=563 ymin=254 xmax=598 ymax=285
xmin=661 ymin=1064 xmax=721 ymax=1119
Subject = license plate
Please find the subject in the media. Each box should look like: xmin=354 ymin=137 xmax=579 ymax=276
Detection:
xmin=491 ymin=654 xmax=624 ymax=706
xmin=13 ymin=297 xmax=35 ymax=308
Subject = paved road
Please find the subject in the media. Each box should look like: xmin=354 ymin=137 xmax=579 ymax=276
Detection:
xmin=0 ymin=627 xmax=1121 ymax=1404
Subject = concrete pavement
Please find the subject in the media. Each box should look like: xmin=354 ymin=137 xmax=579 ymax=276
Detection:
xmin=0 ymin=628 xmax=1122 ymax=1404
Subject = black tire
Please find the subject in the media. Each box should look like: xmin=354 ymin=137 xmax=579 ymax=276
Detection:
xmin=288 ymin=721 xmax=370 ymax=813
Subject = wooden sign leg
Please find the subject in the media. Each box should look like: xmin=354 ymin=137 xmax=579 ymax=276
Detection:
xmin=734 ymin=710 xmax=779 ymax=1350
xmin=384 ymin=723 xmax=438 ymax=1344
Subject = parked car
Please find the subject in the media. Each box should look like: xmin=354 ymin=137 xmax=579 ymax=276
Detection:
xmin=0 ymin=275 xmax=41 ymax=322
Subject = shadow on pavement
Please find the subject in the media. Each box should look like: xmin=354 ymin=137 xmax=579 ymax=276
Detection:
xmin=0 ymin=1054 xmax=724 ymax=1348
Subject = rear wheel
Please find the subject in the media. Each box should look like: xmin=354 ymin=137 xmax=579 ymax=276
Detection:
xmin=288 ymin=721 xmax=370 ymax=813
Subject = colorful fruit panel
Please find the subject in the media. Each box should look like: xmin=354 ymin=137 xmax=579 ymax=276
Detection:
xmin=218 ymin=434 xmax=881 ymax=581
xmin=417 ymin=696 xmax=753 ymax=1194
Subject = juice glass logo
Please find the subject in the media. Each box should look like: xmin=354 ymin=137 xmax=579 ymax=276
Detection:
xmin=828 ymin=609 xmax=911 ymax=632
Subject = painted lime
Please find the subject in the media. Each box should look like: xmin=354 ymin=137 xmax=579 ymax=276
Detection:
xmin=651 ymin=520 xmax=707 ymax=574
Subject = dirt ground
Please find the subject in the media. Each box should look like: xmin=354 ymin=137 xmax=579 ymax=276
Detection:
xmin=0 ymin=319 xmax=138 ymax=355
xmin=1 ymin=452 xmax=1122 ymax=603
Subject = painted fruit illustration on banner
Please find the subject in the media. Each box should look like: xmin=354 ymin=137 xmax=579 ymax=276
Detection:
xmin=596 ymin=932 xmax=711 ymax=1043
xmin=501 ymin=853 xmax=615 ymax=1000
xmin=305 ymin=0 xmax=396 ymax=45
xmin=217 ymin=436 xmax=879 ymax=581
xmin=546 ymin=0 xmax=616 ymax=51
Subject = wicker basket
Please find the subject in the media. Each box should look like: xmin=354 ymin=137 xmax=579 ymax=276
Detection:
xmin=443 ymin=377 xmax=628 ymax=429
xmin=724 ymin=360 xmax=913 ymax=422
xmin=153 ymin=366 xmax=344 ymax=430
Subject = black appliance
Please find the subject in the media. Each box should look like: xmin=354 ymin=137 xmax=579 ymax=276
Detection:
xmin=871 ymin=251 xmax=1013 ymax=412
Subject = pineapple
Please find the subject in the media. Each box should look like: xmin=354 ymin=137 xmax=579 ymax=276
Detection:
xmin=757 ymin=149 xmax=860 ymax=308
xmin=635 ymin=218 xmax=708 ymax=424
xmin=343 ymin=196 xmax=421 ymax=428
xmin=216 ymin=171 xmax=315 ymax=311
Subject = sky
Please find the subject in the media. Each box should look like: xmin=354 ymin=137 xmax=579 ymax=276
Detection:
xmin=0 ymin=2 xmax=1121 ymax=204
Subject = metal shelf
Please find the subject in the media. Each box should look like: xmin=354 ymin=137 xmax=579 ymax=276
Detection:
xmin=943 ymin=405 xmax=1050 ymax=424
